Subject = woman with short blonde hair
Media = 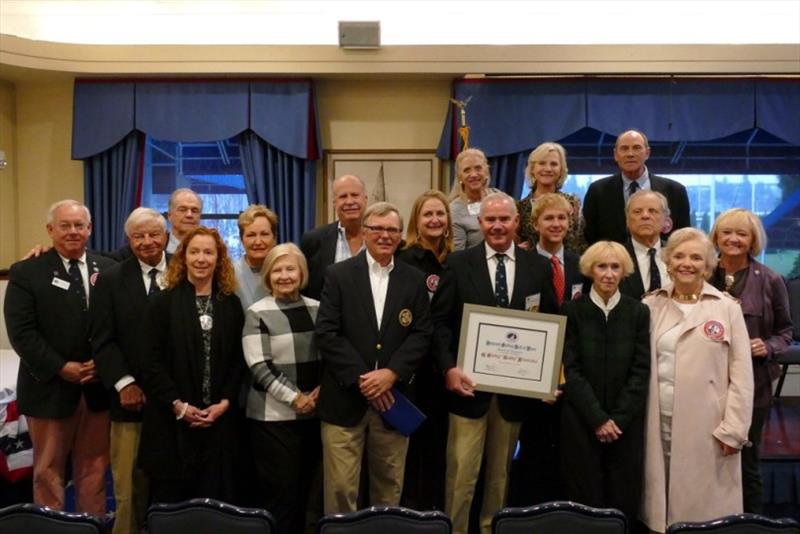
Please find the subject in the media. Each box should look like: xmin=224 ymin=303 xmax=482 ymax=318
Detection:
xmin=516 ymin=142 xmax=586 ymax=253
xmin=709 ymin=208 xmax=792 ymax=513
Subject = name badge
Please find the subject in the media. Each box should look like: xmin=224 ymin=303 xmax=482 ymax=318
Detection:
xmin=571 ymin=283 xmax=583 ymax=300
xmin=52 ymin=277 xmax=71 ymax=291
xmin=467 ymin=202 xmax=481 ymax=216
xmin=525 ymin=293 xmax=541 ymax=312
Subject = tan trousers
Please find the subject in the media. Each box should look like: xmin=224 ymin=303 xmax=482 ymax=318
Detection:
xmin=110 ymin=421 xmax=148 ymax=534
xmin=26 ymin=396 xmax=110 ymax=516
xmin=321 ymin=409 xmax=409 ymax=514
xmin=445 ymin=396 xmax=521 ymax=534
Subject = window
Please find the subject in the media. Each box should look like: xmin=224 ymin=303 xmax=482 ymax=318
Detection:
xmin=141 ymin=136 xmax=249 ymax=259
xmin=521 ymin=173 xmax=800 ymax=278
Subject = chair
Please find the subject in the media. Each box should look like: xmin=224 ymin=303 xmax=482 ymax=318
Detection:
xmin=0 ymin=503 xmax=106 ymax=533
xmin=317 ymin=506 xmax=451 ymax=534
xmin=775 ymin=277 xmax=800 ymax=399
xmin=492 ymin=501 xmax=627 ymax=534
xmin=666 ymin=513 xmax=800 ymax=533
xmin=146 ymin=498 xmax=276 ymax=534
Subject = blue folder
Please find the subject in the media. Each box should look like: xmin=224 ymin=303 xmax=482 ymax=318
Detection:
xmin=380 ymin=387 xmax=427 ymax=436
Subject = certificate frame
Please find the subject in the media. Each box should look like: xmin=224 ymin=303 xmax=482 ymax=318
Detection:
xmin=456 ymin=303 xmax=566 ymax=402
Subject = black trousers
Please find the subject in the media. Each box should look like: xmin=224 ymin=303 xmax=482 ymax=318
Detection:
xmin=250 ymin=418 xmax=321 ymax=534
xmin=742 ymin=405 xmax=768 ymax=514
xmin=560 ymin=404 xmax=644 ymax=522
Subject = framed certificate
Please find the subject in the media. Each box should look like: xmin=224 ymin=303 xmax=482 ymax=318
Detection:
xmin=456 ymin=303 xmax=566 ymax=402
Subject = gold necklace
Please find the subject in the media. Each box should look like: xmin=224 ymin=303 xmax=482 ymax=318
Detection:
xmin=673 ymin=291 xmax=699 ymax=301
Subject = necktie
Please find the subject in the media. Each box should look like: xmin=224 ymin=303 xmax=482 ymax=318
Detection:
xmin=628 ymin=180 xmax=640 ymax=198
xmin=68 ymin=259 xmax=87 ymax=311
xmin=551 ymin=255 xmax=565 ymax=306
xmin=648 ymin=248 xmax=661 ymax=291
xmin=148 ymin=268 xmax=161 ymax=295
xmin=494 ymin=254 xmax=509 ymax=308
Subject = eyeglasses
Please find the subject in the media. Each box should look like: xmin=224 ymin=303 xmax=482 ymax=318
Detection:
xmin=364 ymin=225 xmax=402 ymax=236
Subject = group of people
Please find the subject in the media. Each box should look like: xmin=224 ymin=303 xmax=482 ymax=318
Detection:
xmin=3 ymin=128 xmax=793 ymax=534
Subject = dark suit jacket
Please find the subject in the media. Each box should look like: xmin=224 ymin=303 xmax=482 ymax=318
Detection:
xmin=90 ymin=255 xmax=167 ymax=422
xmin=582 ymin=172 xmax=690 ymax=246
xmin=561 ymin=293 xmax=651 ymax=431
xmin=617 ymin=238 xmax=667 ymax=300
xmin=4 ymin=249 xmax=116 ymax=418
xmin=430 ymin=243 xmax=558 ymax=421
xmin=138 ymin=281 xmax=244 ymax=477
xmin=315 ymin=251 xmax=433 ymax=427
xmin=300 ymin=222 xmax=339 ymax=300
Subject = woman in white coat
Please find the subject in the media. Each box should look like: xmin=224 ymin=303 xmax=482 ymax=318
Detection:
xmin=641 ymin=227 xmax=753 ymax=533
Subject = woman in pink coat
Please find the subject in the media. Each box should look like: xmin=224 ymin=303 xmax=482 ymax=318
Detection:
xmin=641 ymin=228 xmax=753 ymax=533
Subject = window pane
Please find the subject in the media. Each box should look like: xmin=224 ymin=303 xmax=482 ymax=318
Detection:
xmin=520 ymin=173 xmax=800 ymax=277
xmin=141 ymin=136 xmax=248 ymax=260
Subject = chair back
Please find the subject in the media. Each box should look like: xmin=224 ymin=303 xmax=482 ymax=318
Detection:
xmin=666 ymin=513 xmax=800 ymax=533
xmin=146 ymin=498 xmax=276 ymax=534
xmin=787 ymin=277 xmax=800 ymax=341
xmin=318 ymin=506 xmax=451 ymax=534
xmin=492 ymin=501 xmax=627 ymax=534
xmin=0 ymin=503 xmax=105 ymax=534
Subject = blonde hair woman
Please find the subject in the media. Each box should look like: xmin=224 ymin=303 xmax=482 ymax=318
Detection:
xmin=709 ymin=209 xmax=792 ymax=513
xmin=450 ymin=148 xmax=499 ymax=250
xmin=641 ymin=228 xmax=754 ymax=532
xmin=516 ymin=142 xmax=585 ymax=252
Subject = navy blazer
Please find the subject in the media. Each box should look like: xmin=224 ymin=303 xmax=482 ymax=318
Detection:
xmin=90 ymin=254 xmax=167 ymax=422
xmin=315 ymin=251 xmax=433 ymax=427
xmin=4 ymin=249 xmax=116 ymax=418
xmin=582 ymin=172 xmax=690 ymax=246
xmin=430 ymin=243 xmax=558 ymax=422
xmin=300 ymin=221 xmax=339 ymax=300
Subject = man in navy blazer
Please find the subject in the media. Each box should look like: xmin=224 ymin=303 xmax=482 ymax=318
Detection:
xmin=90 ymin=207 xmax=168 ymax=534
xmin=315 ymin=201 xmax=432 ymax=514
xmin=583 ymin=129 xmax=690 ymax=246
xmin=4 ymin=200 xmax=116 ymax=515
xmin=618 ymin=190 xmax=670 ymax=300
xmin=431 ymin=192 xmax=557 ymax=534
xmin=301 ymin=174 xmax=368 ymax=299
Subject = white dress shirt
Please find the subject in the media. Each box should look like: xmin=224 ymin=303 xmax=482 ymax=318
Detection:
xmin=58 ymin=252 xmax=89 ymax=303
xmin=366 ymin=250 xmax=394 ymax=328
xmin=622 ymin=166 xmax=651 ymax=204
xmin=139 ymin=253 xmax=167 ymax=294
xmin=631 ymin=237 xmax=667 ymax=293
xmin=485 ymin=242 xmax=516 ymax=304
xmin=335 ymin=222 xmax=365 ymax=264
xmin=589 ymin=286 xmax=621 ymax=318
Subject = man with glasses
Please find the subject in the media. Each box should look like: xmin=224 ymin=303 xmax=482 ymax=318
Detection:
xmin=315 ymin=202 xmax=433 ymax=514
xmin=4 ymin=200 xmax=116 ymax=516
xmin=582 ymin=129 xmax=690 ymax=246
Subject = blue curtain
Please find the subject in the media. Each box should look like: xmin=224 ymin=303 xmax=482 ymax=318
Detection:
xmin=239 ymin=130 xmax=316 ymax=245
xmin=489 ymin=151 xmax=529 ymax=199
xmin=438 ymin=78 xmax=799 ymax=160
xmin=84 ymin=131 xmax=142 ymax=251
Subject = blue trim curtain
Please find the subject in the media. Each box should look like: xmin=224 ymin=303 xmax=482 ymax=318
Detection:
xmin=239 ymin=131 xmax=316 ymax=245
xmin=83 ymin=131 xmax=142 ymax=251
xmin=72 ymin=79 xmax=321 ymax=248
xmin=437 ymin=78 xmax=800 ymax=197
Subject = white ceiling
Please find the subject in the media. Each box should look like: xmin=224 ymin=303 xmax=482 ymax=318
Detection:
xmin=1 ymin=0 xmax=799 ymax=46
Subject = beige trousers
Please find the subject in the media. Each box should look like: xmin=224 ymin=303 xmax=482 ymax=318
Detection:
xmin=110 ymin=421 xmax=148 ymax=534
xmin=321 ymin=409 xmax=409 ymax=514
xmin=445 ymin=396 xmax=521 ymax=534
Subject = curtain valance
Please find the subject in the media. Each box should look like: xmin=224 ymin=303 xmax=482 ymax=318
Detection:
xmin=437 ymin=78 xmax=800 ymax=159
xmin=72 ymin=79 xmax=321 ymax=160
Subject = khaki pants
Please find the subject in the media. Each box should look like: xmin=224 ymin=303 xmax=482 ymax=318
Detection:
xmin=26 ymin=396 xmax=110 ymax=516
xmin=110 ymin=421 xmax=148 ymax=534
xmin=445 ymin=396 xmax=521 ymax=534
xmin=321 ymin=409 xmax=409 ymax=514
